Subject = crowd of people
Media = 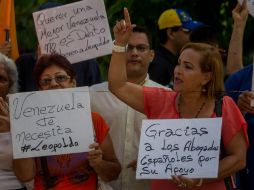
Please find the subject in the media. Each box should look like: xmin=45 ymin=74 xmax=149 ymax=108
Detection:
xmin=0 ymin=0 xmax=253 ymax=190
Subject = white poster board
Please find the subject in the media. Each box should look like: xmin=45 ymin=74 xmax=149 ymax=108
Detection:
xmin=238 ymin=0 xmax=254 ymax=17
xmin=136 ymin=118 xmax=222 ymax=179
xmin=32 ymin=0 xmax=112 ymax=63
xmin=9 ymin=87 xmax=94 ymax=159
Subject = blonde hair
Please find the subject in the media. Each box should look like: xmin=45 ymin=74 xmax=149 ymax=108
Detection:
xmin=180 ymin=42 xmax=224 ymax=99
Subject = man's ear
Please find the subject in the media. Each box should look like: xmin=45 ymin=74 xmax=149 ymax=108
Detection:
xmin=167 ymin=28 xmax=175 ymax=40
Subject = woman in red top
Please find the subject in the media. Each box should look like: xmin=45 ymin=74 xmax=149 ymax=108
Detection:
xmin=108 ymin=8 xmax=248 ymax=190
xmin=14 ymin=54 xmax=121 ymax=190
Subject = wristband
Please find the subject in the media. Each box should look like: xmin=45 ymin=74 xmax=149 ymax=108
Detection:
xmin=112 ymin=40 xmax=127 ymax=52
xmin=196 ymin=179 xmax=203 ymax=187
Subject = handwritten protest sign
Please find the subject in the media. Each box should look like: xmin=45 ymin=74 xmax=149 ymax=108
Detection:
xmin=136 ymin=118 xmax=222 ymax=179
xmin=239 ymin=0 xmax=254 ymax=17
xmin=32 ymin=0 xmax=112 ymax=63
xmin=9 ymin=87 xmax=94 ymax=159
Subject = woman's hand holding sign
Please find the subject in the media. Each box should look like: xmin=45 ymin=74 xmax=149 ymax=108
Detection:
xmin=171 ymin=175 xmax=203 ymax=188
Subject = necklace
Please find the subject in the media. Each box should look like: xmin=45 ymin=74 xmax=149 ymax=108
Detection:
xmin=178 ymin=95 xmax=206 ymax=118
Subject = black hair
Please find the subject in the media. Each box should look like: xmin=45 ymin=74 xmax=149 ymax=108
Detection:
xmin=190 ymin=25 xmax=219 ymax=47
xmin=33 ymin=54 xmax=75 ymax=88
xmin=157 ymin=26 xmax=181 ymax=45
xmin=133 ymin=25 xmax=153 ymax=46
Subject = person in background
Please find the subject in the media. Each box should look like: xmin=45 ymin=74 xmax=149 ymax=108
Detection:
xmin=225 ymin=2 xmax=254 ymax=190
xmin=90 ymin=25 xmax=165 ymax=190
xmin=15 ymin=2 xmax=101 ymax=92
xmin=108 ymin=8 xmax=248 ymax=190
xmin=189 ymin=25 xmax=230 ymax=79
xmin=0 ymin=52 xmax=27 ymax=190
xmin=148 ymin=8 xmax=202 ymax=87
xmin=14 ymin=53 xmax=121 ymax=190
xmin=190 ymin=24 xmax=228 ymax=60
xmin=190 ymin=25 xmax=219 ymax=48
xmin=190 ymin=0 xmax=248 ymax=81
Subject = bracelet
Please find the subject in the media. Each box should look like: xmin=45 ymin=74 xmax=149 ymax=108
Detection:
xmin=196 ymin=179 xmax=203 ymax=187
xmin=112 ymin=40 xmax=127 ymax=52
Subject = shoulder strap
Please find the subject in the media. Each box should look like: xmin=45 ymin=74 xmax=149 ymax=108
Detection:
xmin=40 ymin=157 xmax=58 ymax=189
xmin=215 ymin=97 xmax=237 ymax=190
xmin=214 ymin=97 xmax=223 ymax=117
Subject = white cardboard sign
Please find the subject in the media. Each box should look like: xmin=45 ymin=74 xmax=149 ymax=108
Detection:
xmin=32 ymin=0 xmax=112 ymax=63
xmin=136 ymin=118 xmax=222 ymax=179
xmin=9 ymin=87 xmax=94 ymax=159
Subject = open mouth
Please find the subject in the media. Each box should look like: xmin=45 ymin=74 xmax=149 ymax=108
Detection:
xmin=174 ymin=77 xmax=183 ymax=85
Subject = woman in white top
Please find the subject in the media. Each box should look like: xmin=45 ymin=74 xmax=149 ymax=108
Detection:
xmin=0 ymin=53 xmax=27 ymax=190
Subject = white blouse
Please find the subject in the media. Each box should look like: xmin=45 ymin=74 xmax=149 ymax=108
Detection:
xmin=0 ymin=132 xmax=24 ymax=189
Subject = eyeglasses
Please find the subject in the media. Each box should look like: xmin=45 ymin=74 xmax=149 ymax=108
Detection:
xmin=127 ymin=44 xmax=150 ymax=53
xmin=171 ymin=27 xmax=190 ymax=34
xmin=39 ymin=75 xmax=71 ymax=86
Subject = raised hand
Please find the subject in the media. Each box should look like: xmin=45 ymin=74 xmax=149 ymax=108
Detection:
xmin=237 ymin=91 xmax=254 ymax=114
xmin=113 ymin=8 xmax=135 ymax=46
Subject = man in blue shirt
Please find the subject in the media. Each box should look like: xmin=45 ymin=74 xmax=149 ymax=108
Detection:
xmin=225 ymin=1 xmax=252 ymax=189
xmin=225 ymin=63 xmax=254 ymax=190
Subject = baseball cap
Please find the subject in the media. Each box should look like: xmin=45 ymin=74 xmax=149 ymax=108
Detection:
xmin=158 ymin=9 xmax=203 ymax=30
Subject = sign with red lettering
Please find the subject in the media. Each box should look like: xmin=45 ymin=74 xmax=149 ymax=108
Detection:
xmin=136 ymin=118 xmax=222 ymax=179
